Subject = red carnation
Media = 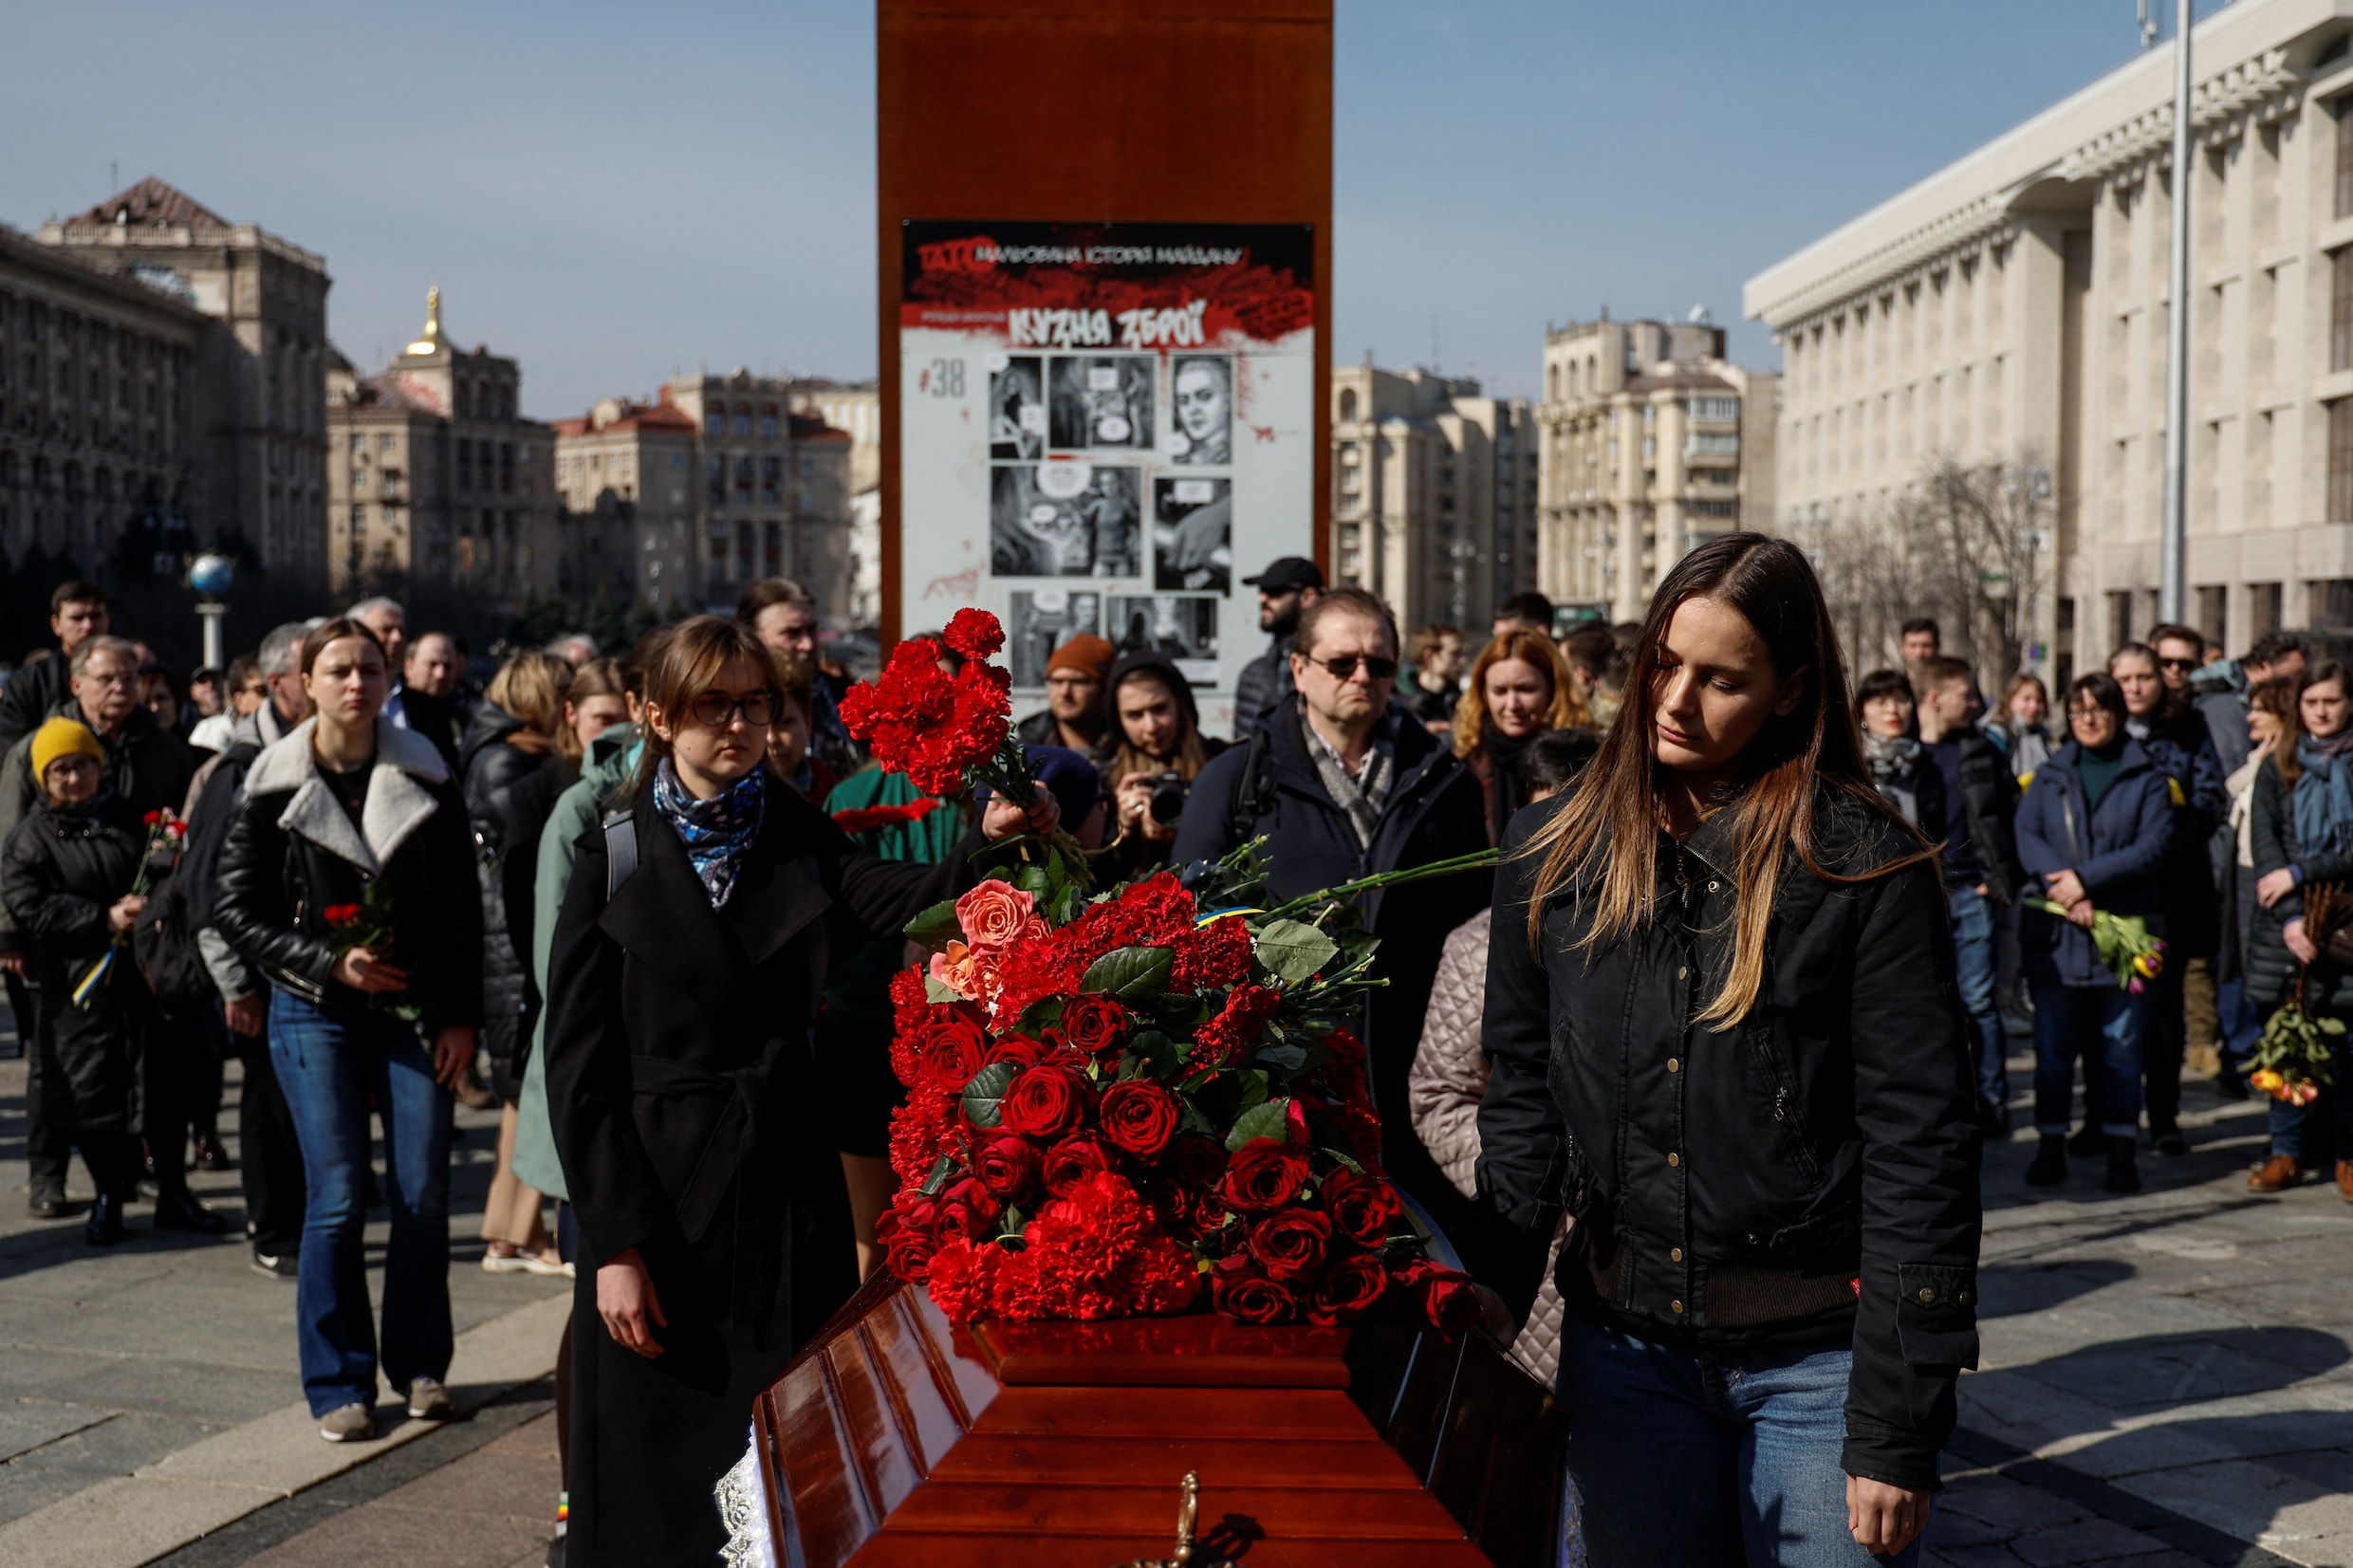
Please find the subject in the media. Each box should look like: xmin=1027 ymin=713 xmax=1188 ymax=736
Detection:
xmin=1213 ymin=1267 xmax=1299 ymax=1325
xmin=1098 ymin=1079 xmax=1180 ymax=1160
xmin=1043 ymin=1134 xmax=1116 ymax=1196
xmin=1058 ymin=994 xmax=1128 ymax=1059
xmin=1322 ymin=1168 xmax=1403 ymax=1247
xmin=1308 ymin=1253 xmax=1391 ymax=1324
xmin=1171 ymin=913 xmax=1254 ymax=991
xmin=839 ymin=639 xmax=1010 ymax=796
xmin=1247 ymin=1208 xmax=1332 ymax=1282
xmin=832 ymin=798 xmax=943 ymax=836
xmin=942 ymin=607 xmax=1007 ymax=661
xmin=1194 ymin=985 xmax=1281 ymax=1067
xmin=1222 ymin=1141 xmax=1309 ymax=1212
xmin=973 ymin=1134 xmax=1042 ymax=1204
xmin=1000 ymin=1063 xmax=1089 ymax=1139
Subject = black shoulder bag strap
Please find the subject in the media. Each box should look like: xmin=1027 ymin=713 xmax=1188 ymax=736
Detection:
xmin=602 ymin=808 xmax=639 ymax=900
xmin=1227 ymin=727 xmax=1275 ymax=844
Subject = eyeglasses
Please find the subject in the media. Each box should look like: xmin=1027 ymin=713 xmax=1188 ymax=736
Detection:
xmin=687 ymin=691 xmax=776 ymax=729
xmin=1307 ymin=655 xmax=1399 ymax=682
xmin=2066 ymin=705 xmax=2110 ymax=719
xmin=2158 ymin=656 xmax=2197 ymax=672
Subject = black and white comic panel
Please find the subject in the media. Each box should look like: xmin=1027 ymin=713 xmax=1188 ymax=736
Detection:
xmin=1047 ymin=355 xmax=1156 ymax=452
xmin=1008 ymin=590 xmax=1102 ymax=688
xmin=1109 ymin=595 xmax=1220 ymax=685
xmin=1168 ymin=354 xmax=1232 ymax=467
xmin=1152 ymin=475 xmax=1231 ymax=593
xmin=989 ymin=355 xmax=1044 ymax=461
xmin=990 ymin=461 xmax=1142 ymax=578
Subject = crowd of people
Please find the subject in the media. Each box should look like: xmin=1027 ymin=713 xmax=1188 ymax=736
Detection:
xmin=8 ymin=541 xmax=2338 ymax=1566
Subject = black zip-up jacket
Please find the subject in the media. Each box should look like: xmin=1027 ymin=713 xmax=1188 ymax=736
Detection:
xmin=1940 ymin=729 xmax=2026 ymax=904
xmin=213 ymin=717 xmax=482 ymax=1026
xmin=1477 ymin=785 xmax=1983 ymax=1492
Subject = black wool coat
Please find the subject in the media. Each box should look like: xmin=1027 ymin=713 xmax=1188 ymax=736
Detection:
xmin=543 ymin=773 xmax=975 ymax=1568
xmin=1477 ymin=785 xmax=1983 ymax=1493
xmin=0 ymin=796 xmax=155 ymax=1133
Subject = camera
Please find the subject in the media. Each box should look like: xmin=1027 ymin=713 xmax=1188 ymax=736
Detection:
xmin=1148 ymin=771 xmax=1190 ymax=824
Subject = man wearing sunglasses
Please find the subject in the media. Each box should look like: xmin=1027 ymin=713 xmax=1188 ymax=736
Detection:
xmin=1173 ymin=586 xmax=1491 ymax=1224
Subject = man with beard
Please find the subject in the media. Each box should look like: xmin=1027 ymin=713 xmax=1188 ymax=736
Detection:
xmin=1232 ymin=556 xmax=1323 ymax=740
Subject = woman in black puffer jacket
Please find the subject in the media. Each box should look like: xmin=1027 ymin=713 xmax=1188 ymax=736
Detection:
xmin=213 ymin=618 xmax=480 ymax=1444
xmin=1479 ymin=534 xmax=1980 ymax=1568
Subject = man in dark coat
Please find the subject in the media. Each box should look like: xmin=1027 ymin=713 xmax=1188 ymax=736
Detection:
xmin=1232 ymin=555 xmax=1322 ymax=741
xmin=0 ymin=580 xmax=110 ymax=755
xmin=1172 ymin=586 xmax=1491 ymax=1221
xmin=0 ymin=636 xmax=195 ymax=1219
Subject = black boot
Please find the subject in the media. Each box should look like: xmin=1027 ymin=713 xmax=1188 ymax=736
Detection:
xmin=27 ymin=1178 xmax=67 ymax=1220
xmin=2024 ymin=1134 xmax=2067 ymax=1186
xmin=84 ymin=1192 xmax=124 ymax=1246
xmin=2066 ymin=1123 xmax=2104 ymax=1156
xmin=2105 ymin=1134 xmax=2141 ymax=1194
xmin=152 ymin=1189 xmax=232 ymax=1234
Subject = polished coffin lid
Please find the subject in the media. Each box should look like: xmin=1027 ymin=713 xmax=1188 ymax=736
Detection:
xmin=750 ymin=1274 xmax=1563 ymax=1567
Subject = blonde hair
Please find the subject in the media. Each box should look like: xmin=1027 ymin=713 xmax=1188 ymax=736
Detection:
xmin=1454 ymin=628 xmax=1589 ymax=757
xmin=486 ymin=651 xmax=573 ymax=760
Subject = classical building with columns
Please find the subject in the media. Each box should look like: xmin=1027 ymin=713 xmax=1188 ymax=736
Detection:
xmin=1747 ymin=0 xmax=2353 ymax=677
xmin=1534 ymin=314 xmax=1779 ymax=624
xmin=1328 ymin=362 xmax=1538 ymax=632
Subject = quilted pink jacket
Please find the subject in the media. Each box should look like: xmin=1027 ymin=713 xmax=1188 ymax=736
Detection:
xmin=1407 ymin=907 xmax=1566 ymax=1388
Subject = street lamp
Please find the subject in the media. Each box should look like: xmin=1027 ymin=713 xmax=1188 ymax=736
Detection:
xmin=189 ymin=552 xmax=234 ymax=671
xmin=2148 ymin=0 xmax=2194 ymax=623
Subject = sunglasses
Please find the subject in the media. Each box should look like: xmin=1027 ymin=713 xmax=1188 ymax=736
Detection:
xmin=1307 ymin=655 xmax=1399 ymax=682
xmin=687 ymin=691 xmax=776 ymax=729
xmin=2157 ymin=656 xmax=2197 ymax=672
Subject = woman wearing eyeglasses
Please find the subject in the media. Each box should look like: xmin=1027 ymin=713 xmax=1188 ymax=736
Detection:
xmin=542 ymin=616 xmax=1047 ymax=1567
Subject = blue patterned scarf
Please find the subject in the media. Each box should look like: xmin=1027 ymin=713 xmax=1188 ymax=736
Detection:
xmin=653 ymin=758 xmax=766 ymax=908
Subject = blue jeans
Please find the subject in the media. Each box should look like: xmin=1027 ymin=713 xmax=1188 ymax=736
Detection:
xmin=269 ymin=992 xmax=454 ymax=1417
xmin=1950 ymin=886 xmax=2005 ymax=1110
xmin=2030 ymin=982 xmax=2150 ymax=1137
xmin=2265 ymin=1023 xmax=2353 ymax=1163
xmin=2214 ymin=976 xmax=2261 ymax=1079
xmin=1555 ymin=1312 xmax=1922 ymax=1567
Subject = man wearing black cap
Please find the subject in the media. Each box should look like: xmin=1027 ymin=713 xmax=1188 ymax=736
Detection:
xmin=1232 ymin=556 xmax=1323 ymax=740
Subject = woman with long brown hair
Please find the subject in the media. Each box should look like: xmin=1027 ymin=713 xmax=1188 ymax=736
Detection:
xmin=1478 ymin=533 xmax=1980 ymax=1565
xmin=543 ymin=616 xmax=1047 ymax=1565
xmin=1453 ymin=625 xmax=1591 ymax=842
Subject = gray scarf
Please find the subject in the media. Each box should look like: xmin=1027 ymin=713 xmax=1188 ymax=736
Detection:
xmin=1301 ymin=709 xmax=1392 ymax=848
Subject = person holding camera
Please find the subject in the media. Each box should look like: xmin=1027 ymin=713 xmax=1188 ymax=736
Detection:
xmin=1098 ymin=651 xmax=1225 ymax=881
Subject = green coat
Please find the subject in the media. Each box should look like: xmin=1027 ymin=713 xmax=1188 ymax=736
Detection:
xmin=510 ymin=722 xmax=641 ymax=1198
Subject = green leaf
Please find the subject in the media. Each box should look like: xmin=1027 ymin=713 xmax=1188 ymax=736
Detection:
xmin=924 ymin=974 xmax=963 ymax=1005
xmin=1081 ymin=945 xmax=1175 ymax=1001
xmin=1256 ymin=1042 xmax=1307 ymax=1073
xmin=1321 ymin=1146 xmax=1365 ymax=1175
xmin=1254 ymin=918 xmax=1340 ymax=986
xmin=1016 ymin=863 xmax=1052 ymax=897
xmin=920 ymin=1153 xmax=958 ymax=1196
xmin=1225 ymin=1098 xmax=1292 ymax=1153
xmin=1125 ymin=1029 xmax=1180 ymax=1076
xmin=960 ymin=1061 xmax=1020 ymax=1128
xmin=1233 ymin=1069 xmax=1270 ymax=1112
xmin=1154 ymin=992 xmax=1209 ymax=1028
xmin=1177 ymin=1098 xmax=1218 ymax=1136
xmin=902 ymin=898 xmax=965 ymax=951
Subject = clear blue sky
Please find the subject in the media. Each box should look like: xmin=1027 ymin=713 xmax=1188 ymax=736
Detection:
xmin=0 ymin=1 xmax=2216 ymax=415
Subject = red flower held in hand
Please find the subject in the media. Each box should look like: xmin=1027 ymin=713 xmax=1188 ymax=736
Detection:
xmin=839 ymin=638 xmax=1010 ymax=796
xmin=1000 ymin=1063 xmax=1089 ymax=1139
xmin=943 ymin=607 xmax=1007 ymax=661
xmin=831 ymin=798 xmax=942 ymax=836
xmin=323 ymin=904 xmax=363 ymax=930
xmin=1222 ymin=1141 xmax=1309 ymax=1212
xmin=1247 ymin=1208 xmax=1332 ymax=1281
xmin=1098 ymin=1079 xmax=1180 ymax=1160
xmin=1322 ymin=1168 xmax=1403 ymax=1247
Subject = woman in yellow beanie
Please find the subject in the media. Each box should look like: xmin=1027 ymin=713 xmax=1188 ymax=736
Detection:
xmin=1 ymin=717 xmax=157 ymax=1244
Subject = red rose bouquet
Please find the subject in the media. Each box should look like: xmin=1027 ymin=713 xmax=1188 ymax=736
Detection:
xmin=843 ymin=608 xmax=1495 ymax=1334
xmin=320 ymin=877 xmax=422 ymax=1023
xmin=70 ymin=808 xmax=187 ymax=1011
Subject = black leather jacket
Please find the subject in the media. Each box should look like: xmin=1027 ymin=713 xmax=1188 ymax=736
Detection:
xmin=213 ymin=718 xmax=481 ymax=1025
xmin=460 ymin=703 xmax=563 ymax=1076
xmin=1478 ymin=784 xmax=1982 ymax=1492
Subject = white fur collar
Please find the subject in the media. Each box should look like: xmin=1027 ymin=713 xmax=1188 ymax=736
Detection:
xmin=244 ymin=716 xmax=451 ymax=874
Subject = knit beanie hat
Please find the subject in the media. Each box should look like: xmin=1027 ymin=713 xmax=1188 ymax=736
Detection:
xmin=30 ymin=717 xmax=103 ymax=785
xmin=1046 ymin=634 xmax=1116 ymax=682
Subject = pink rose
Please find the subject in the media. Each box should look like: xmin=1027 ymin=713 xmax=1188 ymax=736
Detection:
xmin=956 ymin=880 xmax=1047 ymax=951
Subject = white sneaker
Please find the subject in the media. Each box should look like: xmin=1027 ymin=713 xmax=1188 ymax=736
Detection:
xmin=406 ymin=1376 xmax=453 ymax=1420
xmin=318 ymin=1402 xmax=375 ymax=1443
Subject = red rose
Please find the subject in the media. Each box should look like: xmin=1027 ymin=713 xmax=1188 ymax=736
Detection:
xmin=942 ymin=607 xmax=1007 ymax=661
xmin=917 ymin=1014 xmax=990 ymax=1097
xmin=1043 ymin=1134 xmax=1116 ymax=1197
xmin=1308 ymin=1253 xmax=1390 ymax=1323
xmin=877 ymin=1194 xmax=940 ymax=1280
xmin=1247 ymin=1209 xmax=1332 ymax=1281
xmin=1000 ymin=1063 xmax=1089 ymax=1139
xmin=1397 ymin=1261 xmax=1480 ymax=1336
xmin=1221 ymin=1141 xmax=1308 ymax=1213
xmin=1097 ymin=1080 xmax=1179 ymax=1160
xmin=1213 ymin=1268 xmax=1299 ymax=1325
xmin=323 ymin=903 xmax=362 ymax=929
xmin=973 ymin=1134 xmax=1042 ymax=1203
xmin=935 ymin=1176 xmax=1002 ymax=1242
xmin=1058 ymin=994 xmax=1128 ymax=1058
xmin=1322 ymin=1169 xmax=1403 ymax=1247
xmin=987 ymin=1035 xmax=1051 ymax=1071
xmin=1170 ymin=1134 xmax=1228 ymax=1190
xmin=1145 ymin=1178 xmax=1194 ymax=1230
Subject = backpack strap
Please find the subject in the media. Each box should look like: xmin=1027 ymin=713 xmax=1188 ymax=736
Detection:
xmin=602 ymin=808 xmax=639 ymax=900
xmin=1228 ymin=727 xmax=1275 ymax=843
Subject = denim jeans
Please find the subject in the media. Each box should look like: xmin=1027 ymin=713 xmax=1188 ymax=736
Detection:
xmin=269 ymin=992 xmax=454 ymax=1417
xmin=2030 ymin=982 xmax=2150 ymax=1137
xmin=2214 ymin=976 xmax=2262 ymax=1079
xmin=1950 ymin=886 xmax=2006 ymax=1110
xmin=2265 ymin=1023 xmax=2353 ymax=1164
xmin=1554 ymin=1312 xmax=1923 ymax=1568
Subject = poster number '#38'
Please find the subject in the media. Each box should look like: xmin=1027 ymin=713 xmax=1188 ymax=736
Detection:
xmin=922 ymin=360 xmax=966 ymax=397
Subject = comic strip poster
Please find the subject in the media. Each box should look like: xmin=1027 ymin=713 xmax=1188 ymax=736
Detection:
xmin=899 ymin=221 xmax=1314 ymax=732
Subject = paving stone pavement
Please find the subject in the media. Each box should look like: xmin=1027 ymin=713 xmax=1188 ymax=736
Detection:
xmin=0 ymin=1002 xmax=570 ymax=1560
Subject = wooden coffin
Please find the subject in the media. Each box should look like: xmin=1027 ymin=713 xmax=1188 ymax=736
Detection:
xmin=750 ymin=1274 xmax=1565 ymax=1567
